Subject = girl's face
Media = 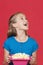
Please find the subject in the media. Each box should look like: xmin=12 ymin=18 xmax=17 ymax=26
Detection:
xmin=12 ymin=13 xmax=29 ymax=30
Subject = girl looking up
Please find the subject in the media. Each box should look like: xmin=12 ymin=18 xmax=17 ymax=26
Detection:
xmin=3 ymin=12 xmax=38 ymax=65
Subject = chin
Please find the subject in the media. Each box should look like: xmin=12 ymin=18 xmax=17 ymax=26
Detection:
xmin=20 ymin=27 xmax=28 ymax=30
xmin=23 ymin=28 xmax=28 ymax=30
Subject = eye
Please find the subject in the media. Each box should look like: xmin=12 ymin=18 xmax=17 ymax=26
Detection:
xmin=21 ymin=17 xmax=23 ymax=20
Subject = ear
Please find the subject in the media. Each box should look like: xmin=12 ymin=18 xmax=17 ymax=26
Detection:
xmin=12 ymin=23 xmax=18 ymax=28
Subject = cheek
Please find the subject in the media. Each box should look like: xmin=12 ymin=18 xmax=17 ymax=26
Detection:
xmin=16 ymin=22 xmax=22 ymax=28
xmin=19 ymin=22 xmax=24 ymax=28
xmin=15 ymin=19 xmax=24 ymax=28
xmin=17 ymin=20 xmax=23 ymax=25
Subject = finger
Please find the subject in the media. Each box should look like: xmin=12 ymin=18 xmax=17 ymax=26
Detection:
xmin=6 ymin=57 xmax=10 ymax=63
xmin=7 ymin=59 xmax=10 ymax=63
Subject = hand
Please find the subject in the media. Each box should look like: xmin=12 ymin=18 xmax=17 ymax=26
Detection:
xmin=5 ymin=56 xmax=11 ymax=63
xmin=29 ymin=57 xmax=37 ymax=65
xmin=3 ymin=56 xmax=11 ymax=65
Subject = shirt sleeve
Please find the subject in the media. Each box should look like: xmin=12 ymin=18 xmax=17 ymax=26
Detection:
xmin=3 ymin=39 xmax=10 ymax=52
xmin=32 ymin=39 xmax=39 ymax=53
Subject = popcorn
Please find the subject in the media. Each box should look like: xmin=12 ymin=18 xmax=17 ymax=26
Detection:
xmin=11 ymin=53 xmax=30 ymax=59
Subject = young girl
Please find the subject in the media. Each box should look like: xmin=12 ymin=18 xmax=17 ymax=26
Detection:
xmin=3 ymin=12 xmax=38 ymax=65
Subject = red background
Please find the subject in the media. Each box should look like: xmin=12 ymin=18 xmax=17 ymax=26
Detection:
xmin=0 ymin=0 xmax=43 ymax=65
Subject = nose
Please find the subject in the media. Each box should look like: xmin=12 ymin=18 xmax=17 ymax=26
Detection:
xmin=23 ymin=19 xmax=28 ymax=25
xmin=24 ymin=19 xmax=28 ymax=24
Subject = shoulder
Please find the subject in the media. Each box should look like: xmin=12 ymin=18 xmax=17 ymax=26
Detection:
xmin=30 ymin=36 xmax=38 ymax=47
xmin=5 ymin=36 xmax=13 ymax=42
xmin=3 ymin=37 xmax=13 ymax=51
xmin=28 ymin=36 xmax=37 ymax=42
xmin=4 ymin=36 xmax=13 ymax=45
xmin=3 ymin=37 xmax=14 ymax=48
xmin=28 ymin=36 xmax=38 ymax=46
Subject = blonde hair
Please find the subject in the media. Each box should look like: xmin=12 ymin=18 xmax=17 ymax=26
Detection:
xmin=7 ymin=12 xmax=28 ymax=38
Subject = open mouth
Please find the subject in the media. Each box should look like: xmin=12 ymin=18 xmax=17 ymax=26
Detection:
xmin=24 ymin=24 xmax=27 ymax=26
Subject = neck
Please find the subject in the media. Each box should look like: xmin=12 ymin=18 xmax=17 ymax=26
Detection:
xmin=15 ymin=28 xmax=27 ymax=41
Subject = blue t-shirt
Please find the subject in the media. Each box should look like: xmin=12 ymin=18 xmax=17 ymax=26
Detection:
xmin=3 ymin=36 xmax=38 ymax=56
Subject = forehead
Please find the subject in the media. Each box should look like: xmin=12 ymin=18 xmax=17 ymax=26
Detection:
xmin=11 ymin=13 xmax=26 ymax=21
xmin=16 ymin=13 xmax=26 ymax=18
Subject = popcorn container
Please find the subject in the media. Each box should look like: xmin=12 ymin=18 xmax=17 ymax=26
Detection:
xmin=10 ymin=56 xmax=31 ymax=65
